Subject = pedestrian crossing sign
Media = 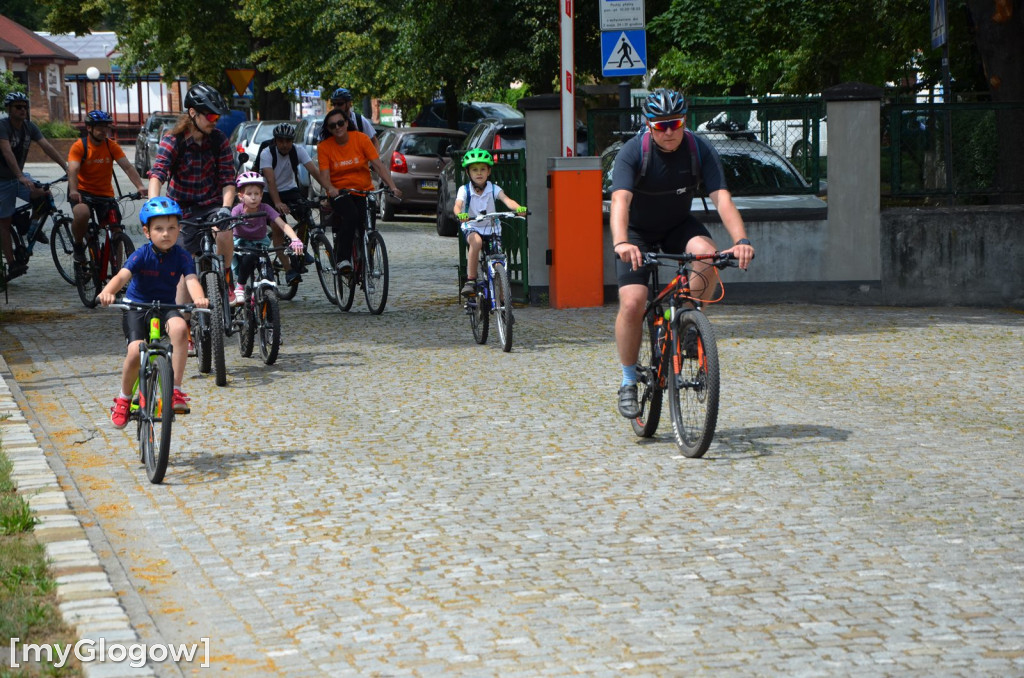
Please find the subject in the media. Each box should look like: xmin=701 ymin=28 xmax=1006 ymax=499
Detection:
xmin=601 ymin=30 xmax=647 ymax=77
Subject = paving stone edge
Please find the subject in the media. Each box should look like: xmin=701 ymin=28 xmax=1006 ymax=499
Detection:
xmin=0 ymin=353 xmax=155 ymax=678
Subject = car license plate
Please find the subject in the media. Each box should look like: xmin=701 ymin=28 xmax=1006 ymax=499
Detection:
xmin=420 ymin=180 xmax=438 ymax=191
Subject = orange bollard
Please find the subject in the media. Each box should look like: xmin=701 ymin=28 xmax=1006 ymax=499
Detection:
xmin=547 ymin=157 xmax=603 ymax=309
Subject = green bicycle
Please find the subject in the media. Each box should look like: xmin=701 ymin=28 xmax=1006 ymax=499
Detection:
xmin=110 ymin=300 xmax=210 ymax=484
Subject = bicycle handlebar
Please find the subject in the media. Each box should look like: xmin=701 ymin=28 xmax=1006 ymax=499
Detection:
xmin=335 ymin=187 xmax=392 ymax=198
xmin=179 ymin=212 xmax=264 ymax=230
xmin=643 ymin=251 xmax=744 ymax=269
xmin=32 ymin=175 xmax=68 ymax=189
xmin=108 ymin=301 xmax=211 ymax=313
xmin=469 ymin=210 xmax=529 ymax=222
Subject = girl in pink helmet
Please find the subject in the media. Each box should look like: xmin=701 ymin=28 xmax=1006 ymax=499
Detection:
xmin=230 ymin=172 xmax=304 ymax=302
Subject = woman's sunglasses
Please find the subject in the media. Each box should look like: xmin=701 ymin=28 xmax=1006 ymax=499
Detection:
xmin=649 ymin=117 xmax=686 ymax=132
xmin=326 ymin=120 xmax=346 ymax=131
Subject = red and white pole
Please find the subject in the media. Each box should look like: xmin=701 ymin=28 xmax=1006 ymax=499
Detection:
xmin=560 ymin=0 xmax=574 ymax=157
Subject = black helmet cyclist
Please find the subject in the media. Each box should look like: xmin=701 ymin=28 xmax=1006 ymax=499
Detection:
xmin=184 ymin=82 xmax=230 ymax=117
xmin=330 ymin=87 xmax=353 ymax=105
xmin=273 ymin=123 xmax=296 ymax=140
xmin=641 ymin=88 xmax=688 ymax=119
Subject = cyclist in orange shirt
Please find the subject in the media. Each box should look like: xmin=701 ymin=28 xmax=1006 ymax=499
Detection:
xmin=317 ymin=107 xmax=402 ymax=272
xmin=67 ymin=110 xmax=148 ymax=262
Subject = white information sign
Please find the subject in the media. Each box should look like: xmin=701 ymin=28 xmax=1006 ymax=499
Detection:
xmin=600 ymin=0 xmax=645 ymax=31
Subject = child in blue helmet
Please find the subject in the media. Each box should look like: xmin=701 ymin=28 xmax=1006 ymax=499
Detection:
xmin=98 ymin=196 xmax=209 ymax=428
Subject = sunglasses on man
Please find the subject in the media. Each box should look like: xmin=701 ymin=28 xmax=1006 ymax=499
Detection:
xmin=202 ymin=111 xmax=220 ymax=123
xmin=648 ymin=117 xmax=686 ymax=132
xmin=9 ymin=104 xmax=29 ymax=111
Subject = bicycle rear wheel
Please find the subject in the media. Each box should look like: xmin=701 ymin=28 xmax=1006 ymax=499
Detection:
xmin=106 ymin=232 xmax=135 ymax=294
xmin=631 ymin=315 xmax=664 ymax=438
xmin=667 ymin=311 xmax=720 ymax=457
xmin=493 ymin=262 xmax=514 ymax=352
xmin=49 ymin=216 xmax=77 ymax=285
xmin=257 ymin=290 xmax=281 ymax=364
xmin=140 ymin=353 xmax=174 ymax=484
xmin=75 ymin=241 xmax=101 ymax=308
xmin=312 ymin=231 xmax=338 ymax=305
xmin=363 ymin=231 xmax=389 ymax=314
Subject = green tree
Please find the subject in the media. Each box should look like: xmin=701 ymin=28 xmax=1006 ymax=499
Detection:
xmin=0 ymin=0 xmax=48 ymax=30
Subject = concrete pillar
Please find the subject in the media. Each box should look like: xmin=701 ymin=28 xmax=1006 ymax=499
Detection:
xmin=823 ymin=82 xmax=883 ymax=281
xmin=519 ymin=94 xmax=562 ymax=296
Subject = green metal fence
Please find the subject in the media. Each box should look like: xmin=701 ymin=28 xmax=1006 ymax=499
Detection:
xmin=453 ymin=149 xmax=529 ymax=302
xmin=882 ymin=101 xmax=1024 ymax=204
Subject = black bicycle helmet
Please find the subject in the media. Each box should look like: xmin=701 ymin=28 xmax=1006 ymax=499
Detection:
xmin=4 ymin=91 xmax=29 ymax=107
xmin=184 ymin=82 xmax=230 ymax=116
xmin=641 ymin=88 xmax=688 ymax=119
xmin=85 ymin=110 xmax=114 ymax=125
xmin=273 ymin=123 xmax=296 ymax=140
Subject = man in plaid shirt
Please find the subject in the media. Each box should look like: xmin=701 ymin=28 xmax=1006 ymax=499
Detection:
xmin=148 ymin=82 xmax=240 ymax=304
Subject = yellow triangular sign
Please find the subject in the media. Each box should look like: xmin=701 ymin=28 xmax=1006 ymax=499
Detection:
xmin=225 ymin=69 xmax=256 ymax=96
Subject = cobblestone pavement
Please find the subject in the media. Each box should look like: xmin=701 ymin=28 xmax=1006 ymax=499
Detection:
xmin=1 ymin=162 xmax=1023 ymax=676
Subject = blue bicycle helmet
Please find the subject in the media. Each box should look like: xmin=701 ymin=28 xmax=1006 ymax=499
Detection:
xmin=85 ymin=110 xmax=114 ymax=125
xmin=641 ymin=89 xmax=688 ymax=119
xmin=139 ymin=197 xmax=183 ymax=226
xmin=4 ymin=91 xmax=29 ymax=107
xmin=330 ymin=87 xmax=353 ymax=103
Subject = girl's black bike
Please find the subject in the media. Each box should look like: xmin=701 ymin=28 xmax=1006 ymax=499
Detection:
xmin=234 ymin=242 xmax=286 ymax=364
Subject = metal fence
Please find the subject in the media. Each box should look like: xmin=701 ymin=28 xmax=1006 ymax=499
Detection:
xmin=453 ymin=149 xmax=529 ymax=302
xmin=882 ymin=101 xmax=1024 ymax=204
xmin=587 ymin=96 xmax=826 ymax=195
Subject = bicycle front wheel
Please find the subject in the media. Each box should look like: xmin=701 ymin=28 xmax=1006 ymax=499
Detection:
xmin=667 ymin=311 xmax=720 ymax=458
xmin=257 ymin=290 xmax=282 ymax=364
xmin=205 ymin=272 xmax=227 ymax=386
xmin=493 ymin=262 xmax=514 ymax=352
xmin=631 ymin=316 xmax=664 ymax=438
xmin=363 ymin=231 xmax=389 ymax=314
xmin=75 ymin=241 xmax=101 ymax=308
xmin=140 ymin=353 xmax=174 ymax=484
xmin=238 ymin=289 xmax=255 ymax=357
xmin=312 ymin=232 xmax=338 ymax=306
xmin=49 ymin=216 xmax=77 ymax=285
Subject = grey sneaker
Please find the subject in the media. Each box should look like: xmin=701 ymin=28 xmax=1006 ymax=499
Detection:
xmin=461 ymin=280 xmax=476 ymax=297
xmin=617 ymin=384 xmax=640 ymax=418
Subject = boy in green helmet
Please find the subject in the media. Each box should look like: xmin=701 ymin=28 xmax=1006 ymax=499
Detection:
xmin=453 ymin=148 xmax=526 ymax=296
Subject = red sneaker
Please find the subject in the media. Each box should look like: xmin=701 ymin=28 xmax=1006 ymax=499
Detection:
xmin=172 ymin=389 xmax=191 ymax=414
xmin=187 ymin=337 xmax=196 ymax=357
xmin=110 ymin=397 xmax=131 ymax=429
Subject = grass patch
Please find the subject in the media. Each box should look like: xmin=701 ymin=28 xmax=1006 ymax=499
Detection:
xmin=0 ymin=440 xmax=81 ymax=676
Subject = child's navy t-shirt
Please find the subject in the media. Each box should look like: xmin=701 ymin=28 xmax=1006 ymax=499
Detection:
xmin=123 ymin=242 xmax=196 ymax=304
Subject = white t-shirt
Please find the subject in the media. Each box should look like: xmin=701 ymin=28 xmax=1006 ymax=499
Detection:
xmin=258 ymin=143 xmax=313 ymax=192
xmin=456 ymin=181 xmax=504 ymax=235
xmin=350 ymin=113 xmax=376 ymax=140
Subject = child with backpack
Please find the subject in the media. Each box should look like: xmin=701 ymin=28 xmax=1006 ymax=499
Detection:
xmin=453 ymin=148 xmax=526 ymax=297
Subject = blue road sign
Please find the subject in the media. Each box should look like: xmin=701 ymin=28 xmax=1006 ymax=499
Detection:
xmin=601 ymin=30 xmax=647 ymax=77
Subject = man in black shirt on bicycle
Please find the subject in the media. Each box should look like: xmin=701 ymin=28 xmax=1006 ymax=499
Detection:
xmin=610 ymin=89 xmax=754 ymax=419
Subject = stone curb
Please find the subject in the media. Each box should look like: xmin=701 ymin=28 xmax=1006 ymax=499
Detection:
xmin=0 ymin=356 xmax=155 ymax=678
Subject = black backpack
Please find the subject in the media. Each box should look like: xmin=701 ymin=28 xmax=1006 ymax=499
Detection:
xmin=250 ymin=138 xmax=299 ymax=178
xmin=634 ymin=128 xmax=703 ymax=196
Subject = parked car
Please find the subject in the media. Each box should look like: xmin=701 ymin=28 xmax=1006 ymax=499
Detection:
xmin=435 ymin=118 xmax=526 ymax=236
xmin=600 ymin=133 xmax=828 ymax=221
xmin=370 ymin=127 xmax=466 ymax=221
xmin=697 ymin=109 xmax=828 ymax=161
xmin=235 ymin=120 xmax=291 ymax=173
xmin=294 ymin=115 xmax=325 ymax=198
xmin=412 ymin=101 xmax=523 ymax=133
xmin=135 ymin=112 xmax=179 ymax=176
xmin=228 ymin=120 xmax=260 ymax=171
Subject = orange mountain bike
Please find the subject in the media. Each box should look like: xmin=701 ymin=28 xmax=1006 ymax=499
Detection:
xmin=631 ymin=250 xmax=739 ymax=457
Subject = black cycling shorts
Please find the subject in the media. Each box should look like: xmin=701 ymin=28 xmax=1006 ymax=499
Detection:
xmin=122 ymin=308 xmax=184 ymax=344
xmin=615 ymin=214 xmax=712 ymax=288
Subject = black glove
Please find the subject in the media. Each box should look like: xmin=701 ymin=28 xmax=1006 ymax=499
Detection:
xmin=215 ymin=207 xmax=232 ymax=221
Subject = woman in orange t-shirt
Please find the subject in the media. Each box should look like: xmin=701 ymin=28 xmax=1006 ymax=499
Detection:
xmin=317 ymin=107 xmax=402 ymax=272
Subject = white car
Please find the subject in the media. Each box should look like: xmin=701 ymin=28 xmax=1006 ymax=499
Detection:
xmin=697 ymin=109 xmax=827 ymax=161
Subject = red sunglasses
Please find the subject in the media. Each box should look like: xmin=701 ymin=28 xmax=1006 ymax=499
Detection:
xmin=649 ymin=117 xmax=686 ymax=132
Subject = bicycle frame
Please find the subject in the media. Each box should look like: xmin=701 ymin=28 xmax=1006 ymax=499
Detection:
xmin=10 ymin=178 xmax=66 ymax=261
